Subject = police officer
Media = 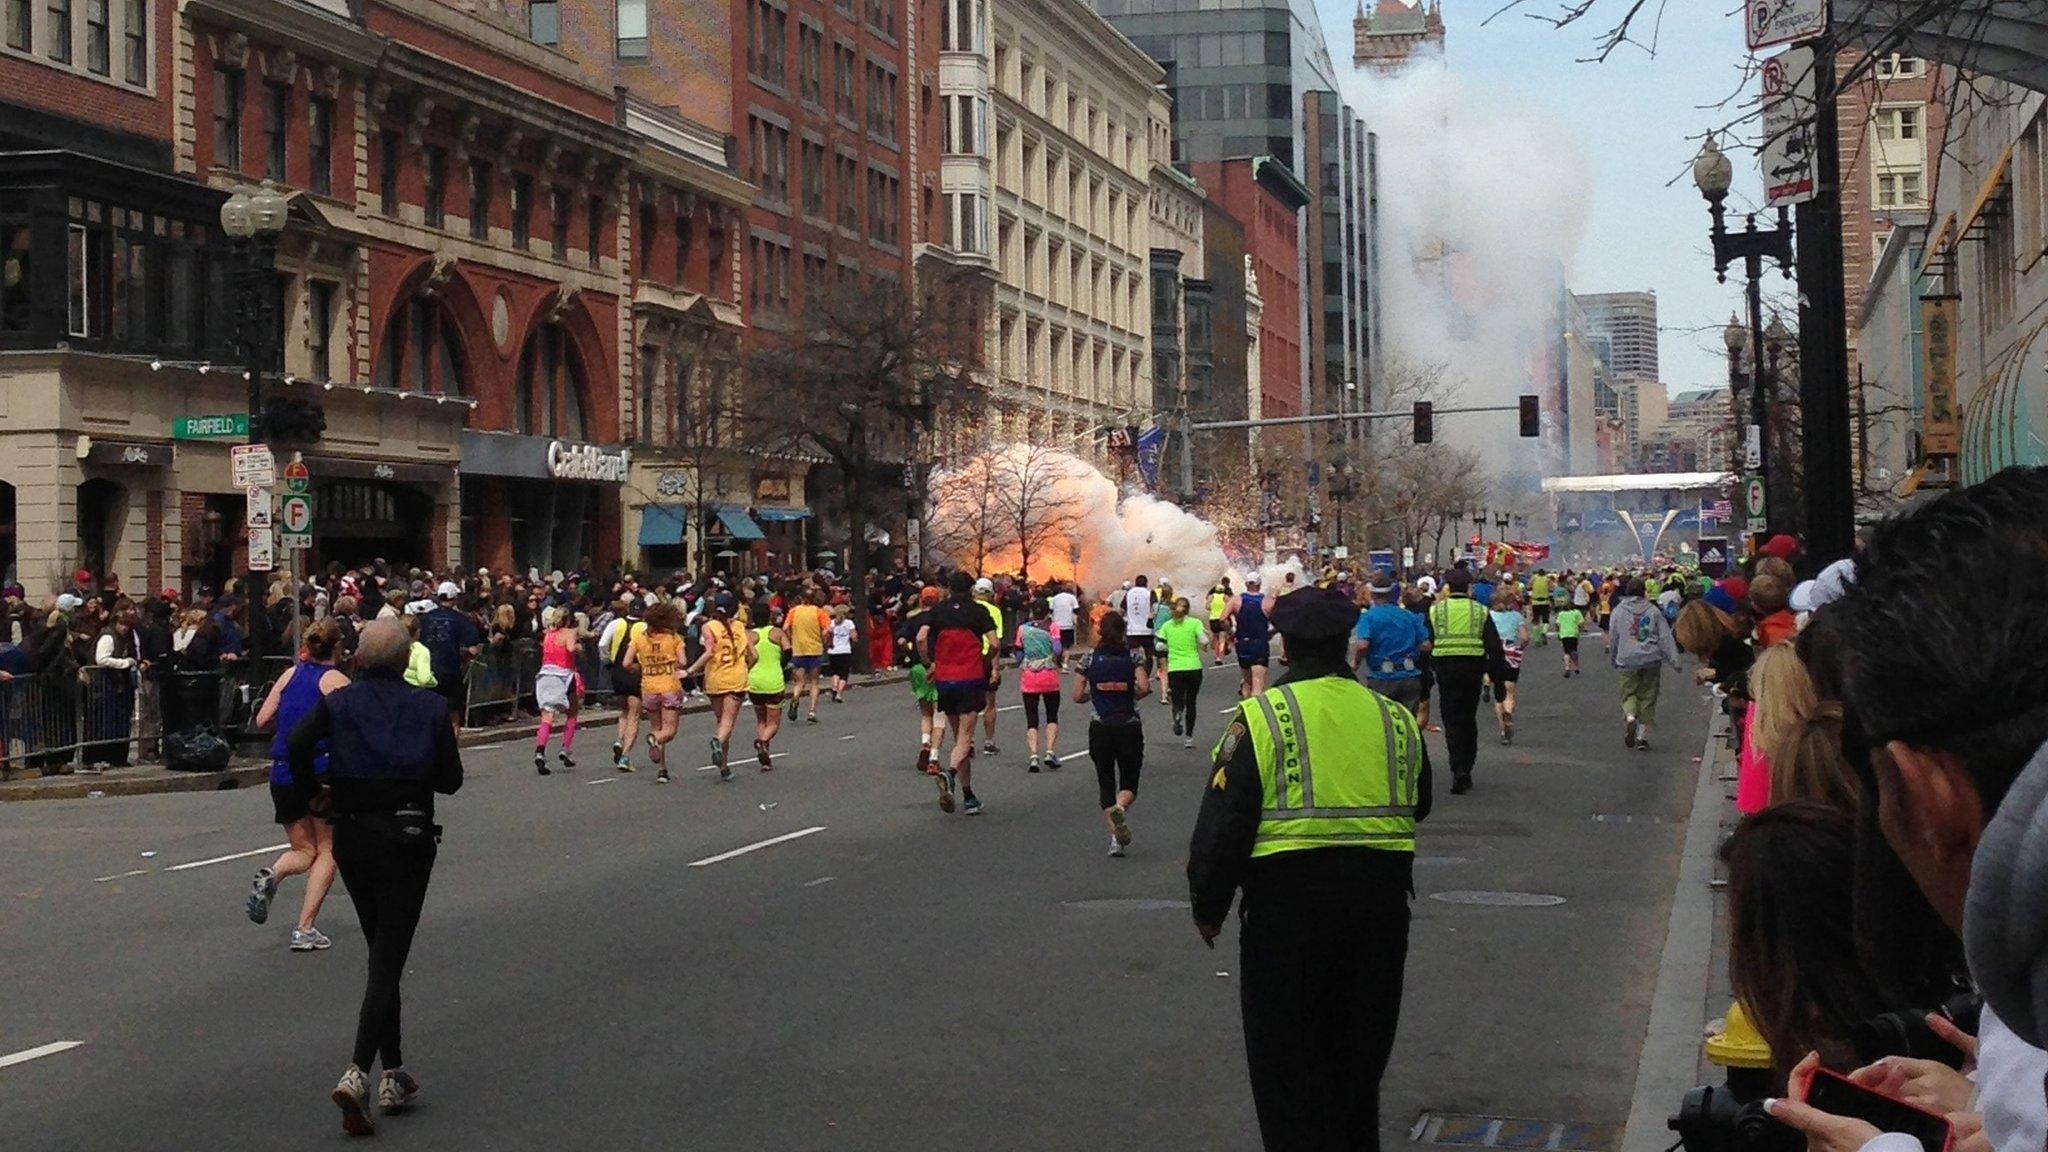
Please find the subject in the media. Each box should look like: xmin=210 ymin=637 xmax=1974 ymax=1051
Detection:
xmin=1426 ymin=567 xmax=1500 ymax=795
xmin=1188 ymin=586 xmax=1433 ymax=1152
xmin=285 ymin=618 xmax=463 ymax=1136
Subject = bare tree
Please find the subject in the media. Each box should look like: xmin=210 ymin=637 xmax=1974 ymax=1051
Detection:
xmin=925 ymin=442 xmax=1012 ymax=575
xmin=742 ymin=270 xmax=987 ymax=650
xmin=1000 ymin=442 xmax=1089 ymax=582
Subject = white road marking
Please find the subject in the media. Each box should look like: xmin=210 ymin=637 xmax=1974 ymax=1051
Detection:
xmin=0 ymin=1041 xmax=83 ymax=1070
xmin=585 ymin=777 xmax=618 ymax=786
xmin=839 ymin=734 xmax=858 ymax=741
xmin=163 ymin=844 xmax=287 ymax=872
xmin=997 ymin=704 xmax=1024 ymax=713
xmin=688 ymin=826 xmax=827 ymax=867
xmin=695 ymin=752 xmax=788 ymax=772
xmin=92 ymin=869 xmax=150 ymax=883
xmin=803 ymin=876 xmax=837 ymax=887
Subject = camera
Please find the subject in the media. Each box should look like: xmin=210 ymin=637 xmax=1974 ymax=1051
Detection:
xmin=1669 ymin=1084 xmax=1801 ymax=1152
xmin=1851 ymin=992 xmax=1981 ymax=1069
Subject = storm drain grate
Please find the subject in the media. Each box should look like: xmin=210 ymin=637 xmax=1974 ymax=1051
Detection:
xmin=1411 ymin=1112 xmax=1619 ymax=1152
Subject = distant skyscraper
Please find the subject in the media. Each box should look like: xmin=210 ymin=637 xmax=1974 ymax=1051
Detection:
xmin=1572 ymin=291 xmax=1660 ymax=382
xmin=1353 ymin=0 xmax=1444 ymax=74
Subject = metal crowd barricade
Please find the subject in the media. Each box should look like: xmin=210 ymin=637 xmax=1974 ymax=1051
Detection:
xmin=0 ymin=674 xmax=82 ymax=776
xmin=77 ymin=666 xmax=140 ymax=767
xmin=576 ymin=639 xmax=615 ymax=702
xmin=462 ymin=639 xmax=537 ymax=729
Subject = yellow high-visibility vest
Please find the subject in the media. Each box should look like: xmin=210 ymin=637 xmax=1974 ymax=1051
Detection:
xmin=1224 ymin=677 xmax=1421 ymax=857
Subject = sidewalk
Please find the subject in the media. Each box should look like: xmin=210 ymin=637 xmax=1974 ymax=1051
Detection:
xmin=0 ymin=669 xmax=911 ymax=802
xmin=1620 ymin=694 xmax=1741 ymax=1152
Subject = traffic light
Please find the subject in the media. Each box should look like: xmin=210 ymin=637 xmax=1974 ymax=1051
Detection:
xmin=263 ymin=396 xmax=327 ymax=443
xmin=1412 ymin=401 xmax=1433 ymax=444
xmin=1518 ymin=394 xmax=1540 ymax=438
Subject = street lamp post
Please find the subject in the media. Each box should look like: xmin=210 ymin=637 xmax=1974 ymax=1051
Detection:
xmin=1493 ymin=512 xmax=1510 ymax=541
xmin=1328 ymin=453 xmax=1355 ymax=553
xmin=1692 ymin=136 xmax=1791 ymax=538
xmin=220 ymin=182 xmax=289 ymax=661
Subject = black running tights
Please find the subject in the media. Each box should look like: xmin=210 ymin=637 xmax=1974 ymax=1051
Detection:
xmin=334 ymin=825 xmax=437 ymax=1073
xmin=1168 ymin=669 xmax=1204 ymax=738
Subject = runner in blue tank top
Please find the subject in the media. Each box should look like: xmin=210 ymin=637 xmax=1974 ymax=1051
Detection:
xmin=1232 ymin=575 xmax=1275 ymax=699
xmin=246 ymin=619 xmax=350 ymax=952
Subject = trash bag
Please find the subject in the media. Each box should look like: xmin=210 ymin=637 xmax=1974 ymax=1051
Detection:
xmin=162 ymin=727 xmax=232 ymax=773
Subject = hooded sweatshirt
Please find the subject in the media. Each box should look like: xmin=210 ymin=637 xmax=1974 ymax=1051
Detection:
xmin=1962 ymin=740 xmax=2048 ymax=1152
xmin=1606 ymin=595 xmax=1679 ymax=671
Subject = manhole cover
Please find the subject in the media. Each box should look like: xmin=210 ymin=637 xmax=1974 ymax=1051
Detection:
xmin=1428 ymin=890 xmax=1566 ymax=907
xmin=1415 ymin=856 xmax=1471 ymax=866
xmin=1061 ymin=898 xmax=1191 ymax=911
xmin=1412 ymin=1112 xmax=1617 ymax=1152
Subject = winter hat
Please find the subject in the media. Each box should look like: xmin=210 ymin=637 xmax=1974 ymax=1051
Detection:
xmin=1965 ymin=739 xmax=2048 ymax=1048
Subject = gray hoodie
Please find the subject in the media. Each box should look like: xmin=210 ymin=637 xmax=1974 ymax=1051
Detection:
xmin=1607 ymin=595 xmax=1679 ymax=671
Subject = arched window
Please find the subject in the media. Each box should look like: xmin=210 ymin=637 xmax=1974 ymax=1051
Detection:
xmin=374 ymin=296 xmax=466 ymax=395
xmin=516 ymin=323 xmax=586 ymax=439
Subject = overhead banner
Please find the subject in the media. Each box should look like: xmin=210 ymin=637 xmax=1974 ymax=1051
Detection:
xmin=1921 ymin=296 xmax=1960 ymax=456
xmin=1135 ymin=425 xmax=1165 ymax=490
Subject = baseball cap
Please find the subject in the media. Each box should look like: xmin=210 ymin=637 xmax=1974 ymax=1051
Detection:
xmin=1245 ymin=573 xmax=1262 ymax=587
xmin=404 ymin=599 xmax=433 ymax=616
xmin=973 ymin=577 xmax=994 ymax=595
xmin=55 ymin=593 xmax=82 ymax=611
xmin=1789 ymin=557 xmax=1856 ymax=614
xmin=1759 ymin=534 xmax=1800 ymax=560
xmin=436 ymin=581 xmax=461 ymax=600
xmin=160 ymin=587 xmax=179 ymax=601
xmin=72 ymin=568 xmax=91 ymax=585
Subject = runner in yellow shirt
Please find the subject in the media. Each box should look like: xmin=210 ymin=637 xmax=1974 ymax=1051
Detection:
xmin=685 ymin=595 xmax=754 ymax=782
xmin=782 ymin=588 xmax=831 ymax=725
xmin=622 ymin=601 xmax=687 ymax=784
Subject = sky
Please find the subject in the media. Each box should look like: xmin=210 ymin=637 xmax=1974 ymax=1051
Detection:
xmin=1313 ymin=0 xmax=1765 ymax=396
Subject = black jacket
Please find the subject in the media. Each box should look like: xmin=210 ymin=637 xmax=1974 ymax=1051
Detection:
xmin=286 ymin=669 xmax=463 ymax=819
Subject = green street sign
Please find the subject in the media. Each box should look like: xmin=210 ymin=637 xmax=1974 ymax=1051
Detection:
xmin=173 ymin=413 xmax=250 ymax=440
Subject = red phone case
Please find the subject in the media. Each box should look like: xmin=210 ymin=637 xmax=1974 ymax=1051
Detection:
xmin=1803 ymin=1068 xmax=1955 ymax=1152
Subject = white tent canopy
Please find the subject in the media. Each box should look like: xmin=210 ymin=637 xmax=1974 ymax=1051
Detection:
xmin=1540 ymin=472 xmax=1734 ymax=494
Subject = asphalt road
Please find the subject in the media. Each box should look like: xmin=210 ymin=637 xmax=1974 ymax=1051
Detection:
xmin=0 ymin=643 xmax=1706 ymax=1150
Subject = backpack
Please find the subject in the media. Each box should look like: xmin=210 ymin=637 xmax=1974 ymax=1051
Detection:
xmin=608 ymin=620 xmax=645 ymax=666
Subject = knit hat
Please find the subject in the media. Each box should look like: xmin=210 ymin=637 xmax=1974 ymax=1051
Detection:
xmin=1965 ymin=739 xmax=2048 ymax=1048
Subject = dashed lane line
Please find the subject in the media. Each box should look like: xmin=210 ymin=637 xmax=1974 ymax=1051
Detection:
xmin=163 ymin=844 xmax=288 ymax=872
xmin=688 ymin=826 xmax=827 ymax=867
xmin=0 ymin=1041 xmax=83 ymax=1070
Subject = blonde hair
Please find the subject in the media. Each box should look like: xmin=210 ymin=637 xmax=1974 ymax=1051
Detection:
xmin=1750 ymin=645 xmax=1857 ymax=812
xmin=1674 ymin=600 xmax=1736 ymax=658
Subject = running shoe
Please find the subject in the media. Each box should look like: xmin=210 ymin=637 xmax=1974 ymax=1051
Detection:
xmin=982 ymin=740 xmax=998 ymax=756
xmin=246 ymin=867 xmax=278 ymax=925
xmin=332 ymin=1065 xmax=375 ymax=1136
xmin=1624 ymin=717 xmax=1639 ymax=749
xmin=378 ymin=1069 xmax=420 ymax=1114
xmin=559 ymin=751 xmax=576 ymax=770
xmin=1043 ymin=752 xmax=1060 ymax=770
xmin=755 ymin=739 xmax=773 ymax=770
xmin=963 ymin=792 xmax=983 ymax=816
xmin=1028 ymin=755 xmax=1041 ymax=773
xmin=709 ymin=736 xmax=726 ymax=771
xmin=1108 ymin=805 xmax=1132 ymax=847
xmin=657 ymin=768 xmax=671 ymax=784
xmin=1108 ymin=835 xmax=1126 ymax=858
xmin=915 ymin=745 xmax=933 ymax=775
xmin=937 ymin=768 xmax=956 ymax=813
xmin=290 ymin=926 xmax=333 ymax=952
xmin=612 ymin=739 xmax=623 ymax=763
xmin=535 ymin=750 xmax=551 ymax=775
xmin=1504 ymin=718 xmax=1515 ymax=744
xmin=1171 ymin=719 xmax=1182 ymax=737
xmin=1636 ymin=737 xmax=1652 ymax=752
xmin=806 ymin=713 xmax=819 ymax=724
xmin=787 ymin=698 xmax=800 ymax=721
xmin=1184 ymin=737 xmax=1195 ymax=749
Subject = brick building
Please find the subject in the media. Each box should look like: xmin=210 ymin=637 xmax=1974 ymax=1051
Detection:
xmin=1187 ymin=155 xmax=1303 ymax=430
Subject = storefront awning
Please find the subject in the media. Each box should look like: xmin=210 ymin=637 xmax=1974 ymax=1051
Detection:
xmin=638 ymin=505 xmax=687 ymax=547
xmin=755 ymin=507 xmax=813 ymax=522
xmin=713 ymin=506 xmax=766 ymax=541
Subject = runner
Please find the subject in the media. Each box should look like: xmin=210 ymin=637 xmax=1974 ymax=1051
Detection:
xmin=1527 ymin=570 xmax=1553 ymax=644
xmin=1124 ymin=574 xmax=1156 ymax=687
xmin=1488 ymin=587 xmax=1529 ymax=745
xmin=1608 ymin=577 xmax=1681 ymax=751
xmin=782 ymin=588 xmax=830 ymax=724
xmin=621 ymin=601 xmax=686 ymax=783
xmin=826 ymin=605 xmax=856 ymax=703
xmin=686 ymin=596 xmax=751 ymax=782
xmin=1231 ymin=575 xmax=1273 ymax=699
xmin=973 ymin=577 xmax=1005 ymax=757
xmin=599 ymin=599 xmax=645 ymax=771
xmin=1158 ymin=595 xmax=1207 ymax=748
xmin=1555 ymin=598 xmax=1586 ymax=677
xmin=898 ymin=586 xmax=947 ymax=774
xmin=917 ymin=572 xmax=998 ymax=815
xmin=247 ymin=618 xmax=348 ymax=952
xmin=532 ymin=607 xmax=583 ymax=775
xmin=1150 ymin=583 xmax=1175 ymax=708
xmin=1208 ymin=579 xmax=1232 ymax=666
xmin=1047 ymin=581 xmax=1080 ymax=669
xmin=1074 ymin=612 xmax=1148 ymax=857
xmin=746 ymin=599 xmax=789 ymax=771
xmin=1014 ymin=599 xmax=1063 ymax=772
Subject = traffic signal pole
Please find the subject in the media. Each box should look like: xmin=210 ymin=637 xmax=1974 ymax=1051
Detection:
xmin=1187 ymin=401 xmax=1526 ymax=432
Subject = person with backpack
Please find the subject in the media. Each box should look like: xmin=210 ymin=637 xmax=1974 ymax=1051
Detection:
xmin=599 ymin=599 xmax=645 ymax=771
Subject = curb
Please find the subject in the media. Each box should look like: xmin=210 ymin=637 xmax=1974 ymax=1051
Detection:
xmin=1619 ymin=698 xmax=1729 ymax=1152
xmin=0 ymin=670 xmax=911 ymax=802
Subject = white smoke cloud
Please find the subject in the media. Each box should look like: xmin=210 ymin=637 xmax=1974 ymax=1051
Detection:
xmin=1342 ymin=61 xmax=1590 ymax=466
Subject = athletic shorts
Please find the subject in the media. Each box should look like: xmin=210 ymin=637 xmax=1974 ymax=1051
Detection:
xmin=1531 ymin=604 xmax=1552 ymax=623
xmin=1022 ymin=690 xmax=1061 ymax=728
xmin=611 ymin=668 xmax=642 ymax=699
xmin=271 ymin=782 xmax=319 ymax=825
xmin=936 ymin=680 xmax=987 ymax=717
xmin=1490 ymin=664 xmax=1521 ymax=686
xmin=749 ymin=691 xmax=784 ymax=708
xmin=1561 ymin=637 xmax=1580 ymax=655
xmin=1058 ymin=627 xmax=1076 ymax=650
xmin=1238 ymin=651 xmax=1269 ymax=670
xmin=791 ymin=655 xmax=825 ymax=671
xmin=909 ymin=664 xmax=938 ymax=704
xmin=434 ymin=678 xmax=465 ymax=720
xmin=1209 ymin=620 xmax=1227 ymax=634
xmin=643 ymin=691 xmax=684 ymax=713
xmin=828 ymin=653 xmax=853 ymax=678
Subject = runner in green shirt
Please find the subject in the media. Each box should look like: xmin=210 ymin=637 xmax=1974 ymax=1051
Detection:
xmin=1555 ymin=605 xmax=1586 ymax=677
xmin=1157 ymin=598 xmax=1209 ymax=748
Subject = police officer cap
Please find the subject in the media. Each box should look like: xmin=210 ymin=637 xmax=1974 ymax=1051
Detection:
xmin=1268 ymin=586 xmax=1358 ymax=642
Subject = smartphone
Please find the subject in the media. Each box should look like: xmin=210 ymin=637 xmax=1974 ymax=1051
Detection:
xmin=1803 ymin=1068 xmax=1953 ymax=1152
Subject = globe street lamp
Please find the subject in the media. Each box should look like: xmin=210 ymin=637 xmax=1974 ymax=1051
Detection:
xmin=220 ymin=181 xmax=289 ymax=661
xmin=1692 ymin=135 xmax=1791 ymax=536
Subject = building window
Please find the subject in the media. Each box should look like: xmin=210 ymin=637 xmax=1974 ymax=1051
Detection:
xmin=746 ymin=0 xmax=786 ymax=86
xmin=551 ymin=185 xmax=569 ymax=258
xmin=940 ymin=0 xmax=980 ymax=52
xmin=511 ymin=173 xmax=532 ymax=250
xmin=749 ymin=116 xmax=789 ymax=205
xmin=638 ymin=202 xmax=657 ymax=268
xmin=518 ymin=324 xmax=587 ymax=437
xmin=308 ymin=280 xmax=334 ymax=383
xmin=423 ymin=146 xmax=447 ymax=229
xmin=865 ymin=60 xmax=896 ymax=144
xmin=308 ymin=97 xmax=333 ymax=195
xmin=5 ymin=0 xmax=29 ymax=52
xmin=264 ymin=82 xmax=289 ymax=181
xmin=467 ymin=160 xmax=491 ymax=239
xmin=798 ymin=22 xmax=822 ymax=105
xmin=946 ymin=191 xmax=986 ymax=253
xmin=46 ymin=0 xmax=68 ymax=61
xmin=833 ymin=42 xmax=856 ymax=121
xmin=376 ymin=297 xmax=464 ymax=393
xmin=1875 ymin=170 xmax=1925 ymax=209
xmin=379 ymin=130 xmax=400 ymax=215
xmin=835 ymin=152 xmax=857 ymax=231
xmin=616 ymin=0 xmax=646 ymax=58
xmin=1874 ymin=53 xmax=1925 ymax=80
xmin=866 ymin=167 xmax=898 ymax=246
xmin=801 ymin=138 xmax=825 ymax=217
xmin=587 ymin=194 xmax=603 ymax=267
xmin=66 ymin=223 xmax=88 ymax=336
xmin=528 ymin=0 xmax=558 ymax=44
xmin=212 ymin=67 xmax=241 ymax=169
xmin=674 ymin=205 xmax=693 ymax=285
xmin=83 ymin=0 xmax=106 ymax=73
xmin=1876 ymin=105 xmax=1921 ymax=141
xmin=747 ymin=234 xmax=791 ymax=315
xmin=862 ymin=0 xmax=893 ymax=39
xmin=942 ymin=94 xmax=985 ymax=156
